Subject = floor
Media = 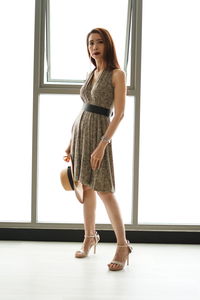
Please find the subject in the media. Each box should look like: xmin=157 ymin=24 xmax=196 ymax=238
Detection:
xmin=0 ymin=241 xmax=200 ymax=300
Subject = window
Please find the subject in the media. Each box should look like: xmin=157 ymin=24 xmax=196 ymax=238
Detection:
xmin=0 ymin=0 xmax=135 ymax=229
xmin=37 ymin=0 xmax=135 ymax=224
xmin=37 ymin=94 xmax=134 ymax=224
xmin=2 ymin=0 xmax=199 ymax=234
xmin=138 ymin=0 xmax=200 ymax=226
xmin=43 ymin=0 xmax=134 ymax=93
xmin=0 ymin=0 xmax=34 ymax=222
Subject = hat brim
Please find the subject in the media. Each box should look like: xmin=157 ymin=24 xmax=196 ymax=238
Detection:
xmin=60 ymin=166 xmax=84 ymax=204
xmin=60 ymin=167 xmax=74 ymax=191
xmin=70 ymin=158 xmax=84 ymax=203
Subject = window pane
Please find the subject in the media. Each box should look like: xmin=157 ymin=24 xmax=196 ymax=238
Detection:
xmin=138 ymin=0 xmax=200 ymax=225
xmin=47 ymin=0 xmax=129 ymax=81
xmin=0 ymin=0 xmax=34 ymax=222
xmin=37 ymin=94 xmax=134 ymax=224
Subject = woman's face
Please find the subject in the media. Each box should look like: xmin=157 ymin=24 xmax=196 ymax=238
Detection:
xmin=88 ymin=33 xmax=105 ymax=60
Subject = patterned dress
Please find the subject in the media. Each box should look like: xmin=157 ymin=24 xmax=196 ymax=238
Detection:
xmin=70 ymin=68 xmax=115 ymax=193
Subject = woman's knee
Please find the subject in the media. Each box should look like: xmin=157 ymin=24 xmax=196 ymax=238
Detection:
xmin=97 ymin=191 xmax=114 ymax=201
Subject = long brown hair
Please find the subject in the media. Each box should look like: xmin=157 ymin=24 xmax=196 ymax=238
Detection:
xmin=86 ymin=28 xmax=120 ymax=71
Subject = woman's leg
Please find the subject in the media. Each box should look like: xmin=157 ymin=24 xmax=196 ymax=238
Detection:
xmin=75 ymin=185 xmax=97 ymax=257
xmin=97 ymin=191 xmax=130 ymax=269
xmin=83 ymin=185 xmax=96 ymax=236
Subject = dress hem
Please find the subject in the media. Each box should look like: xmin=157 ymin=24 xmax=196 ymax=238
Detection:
xmin=78 ymin=179 xmax=115 ymax=194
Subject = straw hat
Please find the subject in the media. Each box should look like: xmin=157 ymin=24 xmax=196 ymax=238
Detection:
xmin=60 ymin=162 xmax=84 ymax=204
xmin=60 ymin=166 xmax=74 ymax=191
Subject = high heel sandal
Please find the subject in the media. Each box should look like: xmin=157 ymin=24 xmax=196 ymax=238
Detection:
xmin=75 ymin=231 xmax=100 ymax=258
xmin=108 ymin=240 xmax=133 ymax=271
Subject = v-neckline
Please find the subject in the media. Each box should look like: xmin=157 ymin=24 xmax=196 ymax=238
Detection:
xmin=89 ymin=68 xmax=105 ymax=89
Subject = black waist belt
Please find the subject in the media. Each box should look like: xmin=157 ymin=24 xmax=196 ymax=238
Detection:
xmin=83 ymin=103 xmax=112 ymax=117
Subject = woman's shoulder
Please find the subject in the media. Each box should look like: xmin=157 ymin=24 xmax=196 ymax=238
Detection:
xmin=112 ymin=69 xmax=126 ymax=86
xmin=112 ymin=68 xmax=125 ymax=75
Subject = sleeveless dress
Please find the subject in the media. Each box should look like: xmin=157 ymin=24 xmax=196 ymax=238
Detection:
xmin=70 ymin=68 xmax=115 ymax=193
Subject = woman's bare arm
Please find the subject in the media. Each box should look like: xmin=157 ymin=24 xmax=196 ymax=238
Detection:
xmin=101 ymin=69 xmax=126 ymax=141
xmin=90 ymin=69 xmax=126 ymax=170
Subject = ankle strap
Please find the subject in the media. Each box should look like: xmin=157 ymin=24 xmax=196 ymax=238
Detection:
xmin=84 ymin=231 xmax=98 ymax=238
xmin=117 ymin=240 xmax=131 ymax=247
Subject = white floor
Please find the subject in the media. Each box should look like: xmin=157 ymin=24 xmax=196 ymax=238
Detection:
xmin=0 ymin=241 xmax=200 ymax=300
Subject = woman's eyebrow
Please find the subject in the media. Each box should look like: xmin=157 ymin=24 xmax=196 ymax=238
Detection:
xmin=89 ymin=38 xmax=103 ymax=42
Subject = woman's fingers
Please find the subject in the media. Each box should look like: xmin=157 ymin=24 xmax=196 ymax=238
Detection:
xmin=90 ymin=146 xmax=105 ymax=170
xmin=91 ymin=156 xmax=102 ymax=170
xmin=64 ymin=144 xmax=71 ymax=162
xmin=90 ymin=157 xmax=96 ymax=170
xmin=65 ymin=143 xmax=71 ymax=155
xmin=63 ymin=155 xmax=70 ymax=162
xmin=65 ymin=148 xmax=70 ymax=155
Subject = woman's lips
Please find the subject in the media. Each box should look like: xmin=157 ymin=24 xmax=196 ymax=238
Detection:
xmin=93 ymin=52 xmax=100 ymax=55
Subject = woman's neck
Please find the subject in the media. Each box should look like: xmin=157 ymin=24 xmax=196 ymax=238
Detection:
xmin=95 ymin=59 xmax=106 ymax=72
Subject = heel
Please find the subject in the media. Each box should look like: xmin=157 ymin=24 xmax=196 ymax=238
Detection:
xmin=93 ymin=231 xmax=100 ymax=254
xmin=127 ymin=253 xmax=129 ymax=266
xmin=91 ymin=231 xmax=100 ymax=255
xmin=75 ymin=231 xmax=100 ymax=258
xmin=108 ymin=240 xmax=133 ymax=271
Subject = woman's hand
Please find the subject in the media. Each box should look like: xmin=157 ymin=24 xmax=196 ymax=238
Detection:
xmin=65 ymin=143 xmax=71 ymax=155
xmin=64 ymin=142 xmax=71 ymax=162
xmin=90 ymin=143 xmax=106 ymax=170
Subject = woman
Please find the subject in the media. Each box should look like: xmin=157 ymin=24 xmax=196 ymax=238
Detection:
xmin=65 ymin=28 xmax=132 ymax=271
